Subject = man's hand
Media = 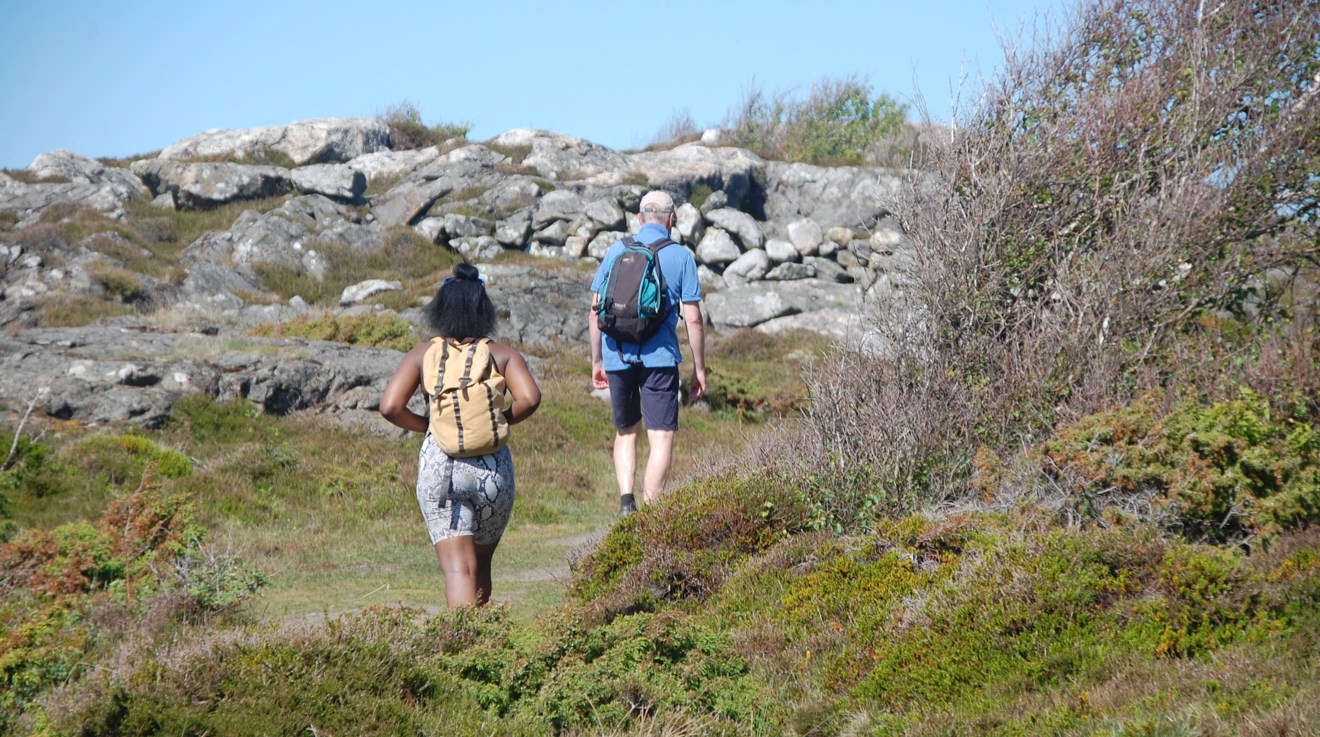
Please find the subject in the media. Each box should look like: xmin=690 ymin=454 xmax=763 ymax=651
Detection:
xmin=689 ymin=368 xmax=707 ymax=400
xmin=592 ymin=361 xmax=609 ymax=390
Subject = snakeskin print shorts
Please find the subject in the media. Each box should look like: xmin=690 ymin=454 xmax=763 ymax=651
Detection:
xmin=416 ymin=433 xmax=515 ymax=546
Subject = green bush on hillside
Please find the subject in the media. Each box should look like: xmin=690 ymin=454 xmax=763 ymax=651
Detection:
xmin=1043 ymin=390 xmax=1320 ymax=543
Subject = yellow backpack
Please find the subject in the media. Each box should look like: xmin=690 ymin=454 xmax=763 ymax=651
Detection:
xmin=421 ymin=337 xmax=510 ymax=458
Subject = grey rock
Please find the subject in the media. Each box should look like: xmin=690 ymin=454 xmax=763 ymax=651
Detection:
xmin=826 ymin=226 xmax=855 ymax=246
xmin=371 ymin=179 xmax=453 ymax=228
xmin=674 ymin=202 xmax=705 ymax=246
xmin=439 ymin=213 xmax=495 ymax=240
xmin=705 ymin=208 xmax=765 ymax=250
xmin=489 ymin=129 xmax=628 ymax=182
xmin=453 ymin=235 xmax=503 ymax=261
xmin=292 ymin=163 xmax=367 ymax=201
xmin=564 ymin=236 xmax=588 ymax=258
xmin=494 ymin=210 xmax=533 ymax=246
xmin=765 ymin=262 xmax=816 ymax=281
xmin=584 ymin=198 xmax=625 ymax=231
xmin=697 ymin=264 xmax=727 ymax=293
xmin=723 ymin=249 xmax=771 ymax=286
xmin=482 ymin=177 xmax=543 ymax=214
xmin=130 ymin=160 xmax=293 ymax=209
xmin=0 ymin=178 xmax=146 ymax=221
xmin=787 ymin=219 xmax=823 ymax=257
xmin=805 ymin=256 xmax=853 ymax=283
xmin=532 ymin=189 xmax=586 ymax=229
xmin=534 ymin=219 xmax=571 ymax=245
xmin=705 ymin=280 xmax=862 ymax=332
xmin=182 ymin=264 xmax=261 ymax=302
xmin=698 ymin=189 xmax=728 ymax=214
xmin=340 ymin=279 xmax=402 ymax=305
xmin=415 ymin=217 xmax=445 ymax=243
xmin=764 ymin=238 xmax=799 ymax=263
xmin=695 ymin=228 xmax=741 ymax=266
xmin=763 ymin=160 xmax=906 ymax=230
xmin=588 ymin=231 xmax=627 ymax=260
xmin=627 ymin=143 xmax=764 ymax=209
xmin=346 ymin=146 xmax=440 ymax=181
xmin=159 ymin=117 xmax=390 ymax=165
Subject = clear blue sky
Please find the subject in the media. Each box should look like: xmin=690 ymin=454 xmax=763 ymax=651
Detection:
xmin=0 ymin=0 xmax=1072 ymax=169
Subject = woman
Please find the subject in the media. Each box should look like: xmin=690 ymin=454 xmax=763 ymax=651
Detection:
xmin=380 ymin=263 xmax=541 ymax=607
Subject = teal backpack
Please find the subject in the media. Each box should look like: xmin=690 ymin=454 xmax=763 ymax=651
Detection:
xmin=595 ymin=236 xmax=675 ymax=344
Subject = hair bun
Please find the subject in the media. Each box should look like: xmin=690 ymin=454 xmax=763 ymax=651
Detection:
xmin=452 ymin=263 xmax=481 ymax=282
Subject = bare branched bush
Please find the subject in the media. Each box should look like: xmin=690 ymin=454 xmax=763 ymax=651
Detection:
xmin=642 ymin=108 xmax=702 ymax=151
xmin=805 ymin=0 xmax=1320 ymax=519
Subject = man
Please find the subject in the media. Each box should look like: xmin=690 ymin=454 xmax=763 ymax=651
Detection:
xmin=590 ymin=190 xmax=707 ymax=516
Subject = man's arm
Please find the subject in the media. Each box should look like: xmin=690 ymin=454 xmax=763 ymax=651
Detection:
xmin=681 ymin=301 xmax=706 ymax=399
xmin=589 ymin=293 xmax=608 ymax=389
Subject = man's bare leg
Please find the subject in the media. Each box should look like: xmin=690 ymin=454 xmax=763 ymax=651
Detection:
xmin=641 ymin=428 xmax=675 ymax=505
xmin=614 ymin=422 xmax=641 ymax=509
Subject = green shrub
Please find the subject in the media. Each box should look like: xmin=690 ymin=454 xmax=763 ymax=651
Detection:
xmin=1043 ymin=390 xmax=1320 ymax=543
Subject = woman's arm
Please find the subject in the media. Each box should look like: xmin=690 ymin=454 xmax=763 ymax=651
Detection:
xmin=491 ymin=343 xmax=541 ymax=425
xmin=379 ymin=343 xmax=431 ymax=433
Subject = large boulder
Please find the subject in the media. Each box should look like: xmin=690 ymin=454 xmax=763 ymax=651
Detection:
xmin=292 ymin=163 xmax=367 ymax=201
xmin=763 ymin=161 xmax=906 ymax=232
xmin=626 ymin=143 xmax=765 ymax=210
xmin=704 ymin=280 xmax=863 ymax=332
xmin=488 ymin=129 xmax=628 ymax=182
xmin=346 ymin=146 xmax=441 ymax=182
xmin=158 ymin=117 xmax=390 ymax=165
xmin=130 ymin=160 xmax=293 ymax=209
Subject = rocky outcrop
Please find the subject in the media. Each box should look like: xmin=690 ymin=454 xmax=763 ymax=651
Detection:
xmin=0 ymin=326 xmax=405 ymax=430
xmin=0 ymin=118 xmax=931 ymax=427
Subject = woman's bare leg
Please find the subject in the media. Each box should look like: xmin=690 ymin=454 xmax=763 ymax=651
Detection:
xmin=435 ymin=537 xmax=501 ymax=607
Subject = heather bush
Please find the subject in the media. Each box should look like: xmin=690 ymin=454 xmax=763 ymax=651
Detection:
xmin=804 ymin=0 xmax=1320 ymax=520
xmin=568 ymin=470 xmax=811 ymax=618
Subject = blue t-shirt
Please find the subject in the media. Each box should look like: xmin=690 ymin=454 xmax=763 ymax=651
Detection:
xmin=591 ymin=222 xmax=702 ymax=371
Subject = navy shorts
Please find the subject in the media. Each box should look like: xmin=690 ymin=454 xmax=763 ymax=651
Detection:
xmin=607 ymin=365 xmax=680 ymax=431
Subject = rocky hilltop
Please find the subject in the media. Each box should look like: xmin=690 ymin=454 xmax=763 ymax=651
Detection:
xmin=0 ymin=117 xmax=918 ymax=429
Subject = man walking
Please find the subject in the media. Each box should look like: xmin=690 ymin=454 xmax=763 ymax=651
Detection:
xmin=590 ymin=190 xmax=707 ymax=516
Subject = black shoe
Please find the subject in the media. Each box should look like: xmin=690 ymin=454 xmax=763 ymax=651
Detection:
xmin=618 ymin=498 xmax=638 ymax=516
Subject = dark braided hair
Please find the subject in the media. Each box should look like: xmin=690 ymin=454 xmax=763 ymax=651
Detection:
xmin=424 ymin=263 xmax=497 ymax=340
